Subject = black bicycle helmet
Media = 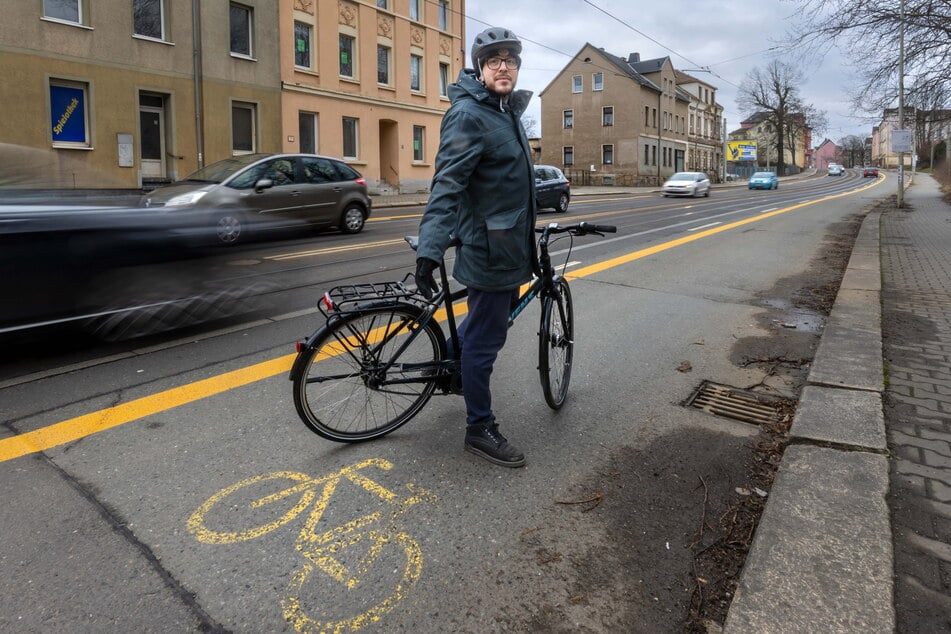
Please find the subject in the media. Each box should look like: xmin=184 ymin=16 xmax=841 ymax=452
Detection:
xmin=470 ymin=26 xmax=522 ymax=72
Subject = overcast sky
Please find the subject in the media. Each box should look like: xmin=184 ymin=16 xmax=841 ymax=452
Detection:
xmin=462 ymin=0 xmax=878 ymax=145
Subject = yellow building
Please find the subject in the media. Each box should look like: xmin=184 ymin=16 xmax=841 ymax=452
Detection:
xmin=0 ymin=0 xmax=463 ymax=192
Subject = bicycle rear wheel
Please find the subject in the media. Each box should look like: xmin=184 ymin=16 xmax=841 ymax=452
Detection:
xmin=292 ymin=303 xmax=445 ymax=442
xmin=538 ymin=278 xmax=574 ymax=409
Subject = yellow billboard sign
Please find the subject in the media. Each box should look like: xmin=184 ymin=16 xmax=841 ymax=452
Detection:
xmin=727 ymin=140 xmax=757 ymax=161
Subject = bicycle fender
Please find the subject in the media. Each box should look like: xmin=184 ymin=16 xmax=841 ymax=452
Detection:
xmin=288 ymin=322 xmax=337 ymax=381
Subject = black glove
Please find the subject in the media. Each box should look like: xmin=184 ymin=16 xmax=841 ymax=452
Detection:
xmin=415 ymin=257 xmax=439 ymax=299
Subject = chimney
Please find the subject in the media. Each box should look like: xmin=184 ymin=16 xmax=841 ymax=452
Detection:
xmin=628 ymin=53 xmax=640 ymax=64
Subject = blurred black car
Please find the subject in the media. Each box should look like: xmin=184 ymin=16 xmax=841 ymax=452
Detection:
xmin=0 ymin=203 xmax=268 ymax=341
xmin=140 ymin=153 xmax=371 ymax=245
xmin=534 ymin=165 xmax=571 ymax=212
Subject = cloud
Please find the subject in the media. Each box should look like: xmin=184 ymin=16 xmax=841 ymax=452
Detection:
xmin=464 ymin=0 xmax=872 ymax=144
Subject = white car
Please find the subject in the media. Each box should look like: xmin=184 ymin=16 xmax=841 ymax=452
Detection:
xmin=828 ymin=164 xmax=844 ymax=176
xmin=662 ymin=172 xmax=711 ymax=197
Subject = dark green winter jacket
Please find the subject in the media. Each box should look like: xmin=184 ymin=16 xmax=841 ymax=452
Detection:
xmin=417 ymin=69 xmax=538 ymax=292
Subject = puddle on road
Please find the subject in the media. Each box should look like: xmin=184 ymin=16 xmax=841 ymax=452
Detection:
xmin=759 ymin=297 xmax=825 ymax=333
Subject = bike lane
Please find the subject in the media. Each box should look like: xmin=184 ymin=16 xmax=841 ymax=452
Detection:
xmin=1 ymin=179 xmax=886 ymax=632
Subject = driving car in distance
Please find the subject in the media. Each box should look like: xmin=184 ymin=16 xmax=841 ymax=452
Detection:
xmin=534 ymin=165 xmax=571 ymax=212
xmin=748 ymin=171 xmax=778 ymax=190
xmin=139 ymin=153 xmax=371 ymax=245
xmin=863 ymin=166 xmax=880 ymax=178
xmin=828 ymin=164 xmax=844 ymax=176
xmin=662 ymin=171 xmax=710 ymax=197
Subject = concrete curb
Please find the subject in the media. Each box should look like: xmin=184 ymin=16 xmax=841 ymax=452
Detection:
xmin=724 ymin=208 xmax=895 ymax=632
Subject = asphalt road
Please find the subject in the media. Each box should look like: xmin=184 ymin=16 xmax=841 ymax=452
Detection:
xmin=0 ymin=171 xmax=890 ymax=632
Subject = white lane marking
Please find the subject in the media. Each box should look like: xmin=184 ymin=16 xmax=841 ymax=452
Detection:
xmin=688 ymin=222 xmax=722 ymax=232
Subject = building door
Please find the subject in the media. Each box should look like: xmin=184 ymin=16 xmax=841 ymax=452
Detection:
xmin=378 ymin=120 xmax=399 ymax=190
xmin=675 ymin=149 xmax=685 ymax=172
xmin=139 ymin=94 xmax=165 ymax=178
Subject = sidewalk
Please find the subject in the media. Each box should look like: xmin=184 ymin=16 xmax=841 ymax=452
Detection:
xmin=724 ymin=173 xmax=951 ymax=633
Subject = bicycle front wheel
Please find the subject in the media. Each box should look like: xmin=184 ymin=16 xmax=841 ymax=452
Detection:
xmin=539 ymin=278 xmax=574 ymax=409
xmin=292 ymin=303 xmax=445 ymax=442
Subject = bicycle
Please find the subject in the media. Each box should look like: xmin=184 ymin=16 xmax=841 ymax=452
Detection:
xmin=187 ymin=458 xmax=435 ymax=633
xmin=289 ymin=221 xmax=617 ymax=442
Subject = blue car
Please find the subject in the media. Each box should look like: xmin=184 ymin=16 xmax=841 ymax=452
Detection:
xmin=748 ymin=171 xmax=778 ymax=190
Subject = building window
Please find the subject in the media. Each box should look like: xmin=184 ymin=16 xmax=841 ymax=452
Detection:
xmin=294 ymin=22 xmax=312 ymax=68
xmin=563 ymin=146 xmax=574 ymax=166
xmin=231 ymin=101 xmax=256 ymax=154
xmin=133 ymin=0 xmax=165 ymax=40
xmin=651 ymin=144 xmax=656 ymax=166
xmin=572 ymin=75 xmax=582 ymax=93
xmin=645 ymin=106 xmax=650 ymax=126
xmin=410 ymin=54 xmax=422 ymax=91
xmin=409 ymin=0 xmax=421 ymax=21
xmin=376 ymin=0 xmax=388 ymax=9
xmin=603 ymin=145 xmax=613 ymax=165
xmin=644 ymin=144 xmax=649 ymax=165
xmin=342 ymin=117 xmax=358 ymax=159
xmin=593 ymin=73 xmax=603 ymax=91
xmin=44 ymin=0 xmax=81 ymax=23
xmin=339 ymin=34 xmax=355 ymax=77
xmin=602 ymin=106 xmax=613 ymax=127
xmin=413 ymin=126 xmax=425 ymax=161
xmin=49 ymin=79 xmax=90 ymax=147
xmin=563 ymin=110 xmax=573 ymax=129
xmin=299 ymin=111 xmax=317 ymax=154
xmin=439 ymin=63 xmax=449 ymax=97
xmin=230 ymin=3 xmax=253 ymax=57
xmin=438 ymin=1 xmax=448 ymax=30
xmin=377 ymin=45 xmax=391 ymax=84
xmin=652 ymin=108 xmax=657 ymax=128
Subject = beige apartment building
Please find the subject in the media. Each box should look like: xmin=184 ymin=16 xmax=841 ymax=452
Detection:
xmin=0 ymin=0 xmax=462 ymax=192
xmin=540 ymin=45 xmax=722 ymax=187
xmin=0 ymin=0 xmax=282 ymax=189
xmin=280 ymin=0 xmax=463 ymax=193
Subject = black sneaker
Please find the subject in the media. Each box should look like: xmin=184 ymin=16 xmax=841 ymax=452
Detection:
xmin=465 ymin=423 xmax=525 ymax=468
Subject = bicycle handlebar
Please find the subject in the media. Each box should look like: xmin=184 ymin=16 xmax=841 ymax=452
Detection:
xmin=534 ymin=221 xmax=618 ymax=236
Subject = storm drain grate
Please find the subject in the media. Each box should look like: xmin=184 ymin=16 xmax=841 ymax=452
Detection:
xmin=685 ymin=381 xmax=782 ymax=426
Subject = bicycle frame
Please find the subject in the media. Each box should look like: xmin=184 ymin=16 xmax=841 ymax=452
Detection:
xmin=293 ymin=222 xmax=612 ymax=391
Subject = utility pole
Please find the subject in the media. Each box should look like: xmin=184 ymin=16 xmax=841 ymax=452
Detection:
xmin=897 ymin=0 xmax=905 ymax=207
xmin=722 ymin=116 xmax=727 ymax=182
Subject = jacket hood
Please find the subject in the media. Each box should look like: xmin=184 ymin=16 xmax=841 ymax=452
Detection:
xmin=449 ymin=69 xmax=533 ymax=118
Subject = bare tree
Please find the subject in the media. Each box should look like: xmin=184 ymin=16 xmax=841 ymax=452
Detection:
xmin=737 ymin=60 xmax=806 ymax=174
xmin=785 ymin=0 xmax=950 ymax=116
xmin=839 ymin=134 xmax=866 ymax=167
xmin=785 ymin=104 xmax=828 ymax=170
xmin=521 ymin=115 xmax=539 ymax=138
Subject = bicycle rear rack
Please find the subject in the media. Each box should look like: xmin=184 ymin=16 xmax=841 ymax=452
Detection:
xmin=320 ymin=276 xmax=420 ymax=315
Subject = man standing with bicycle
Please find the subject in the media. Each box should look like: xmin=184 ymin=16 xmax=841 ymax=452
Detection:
xmin=415 ymin=26 xmax=538 ymax=468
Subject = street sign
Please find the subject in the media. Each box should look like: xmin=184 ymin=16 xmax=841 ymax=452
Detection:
xmin=891 ymin=129 xmax=913 ymax=153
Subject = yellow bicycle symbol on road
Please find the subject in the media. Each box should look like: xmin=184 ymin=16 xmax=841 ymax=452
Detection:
xmin=187 ymin=458 xmax=435 ymax=633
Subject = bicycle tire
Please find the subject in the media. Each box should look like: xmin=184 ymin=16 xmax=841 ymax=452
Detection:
xmin=538 ymin=278 xmax=574 ymax=409
xmin=292 ymin=303 xmax=445 ymax=442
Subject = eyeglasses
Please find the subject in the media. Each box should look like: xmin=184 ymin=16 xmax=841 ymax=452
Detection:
xmin=485 ymin=57 xmax=519 ymax=71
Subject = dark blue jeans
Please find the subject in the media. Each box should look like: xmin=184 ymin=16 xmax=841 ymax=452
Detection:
xmin=454 ymin=287 xmax=519 ymax=427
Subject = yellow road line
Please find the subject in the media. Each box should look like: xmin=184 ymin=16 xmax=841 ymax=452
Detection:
xmin=0 ymin=354 xmax=295 ymax=462
xmin=0 ymin=180 xmax=881 ymax=463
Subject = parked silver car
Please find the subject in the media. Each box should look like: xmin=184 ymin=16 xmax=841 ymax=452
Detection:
xmin=140 ymin=153 xmax=371 ymax=245
xmin=662 ymin=171 xmax=711 ymax=197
